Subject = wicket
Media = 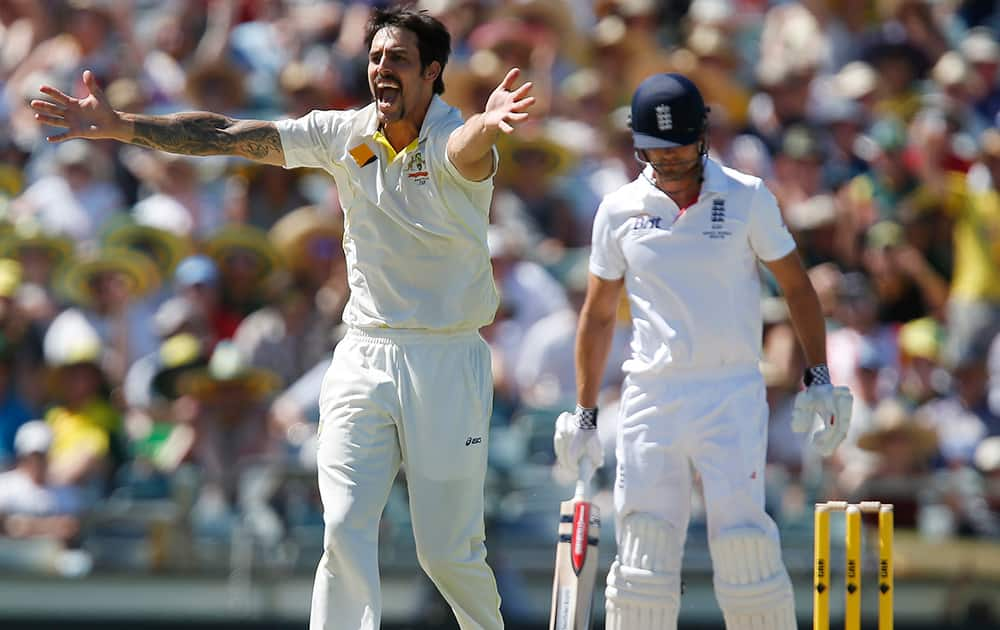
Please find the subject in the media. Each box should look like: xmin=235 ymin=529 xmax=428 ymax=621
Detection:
xmin=813 ymin=501 xmax=894 ymax=630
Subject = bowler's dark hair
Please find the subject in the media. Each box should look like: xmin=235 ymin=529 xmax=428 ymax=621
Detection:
xmin=365 ymin=7 xmax=451 ymax=95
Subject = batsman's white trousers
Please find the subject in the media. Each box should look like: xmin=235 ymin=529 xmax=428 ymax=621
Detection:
xmin=309 ymin=327 xmax=503 ymax=630
xmin=613 ymin=364 xmax=783 ymax=550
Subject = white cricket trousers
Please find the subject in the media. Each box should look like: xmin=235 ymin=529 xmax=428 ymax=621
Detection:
xmin=309 ymin=327 xmax=503 ymax=630
xmin=614 ymin=365 xmax=782 ymax=544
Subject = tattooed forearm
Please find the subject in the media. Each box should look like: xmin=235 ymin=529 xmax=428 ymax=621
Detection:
xmin=122 ymin=112 xmax=285 ymax=165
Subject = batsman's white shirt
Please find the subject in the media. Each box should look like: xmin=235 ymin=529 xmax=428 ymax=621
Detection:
xmin=590 ymin=158 xmax=796 ymax=375
xmin=277 ymin=95 xmax=499 ymax=332
xmin=277 ymin=98 xmax=503 ymax=630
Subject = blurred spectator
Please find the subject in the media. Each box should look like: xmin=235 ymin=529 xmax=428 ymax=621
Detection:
xmin=488 ymin=226 xmax=569 ymax=361
xmin=173 ymin=254 xmax=224 ymax=346
xmin=174 ymin=341 xmax=280 ymax=518
xmin=0 ymin=420 xmax=82 ymax=545
xmin=917 ymin=343 xmax=1000 ymax=469
xmin=785 ymin=194 xmax=841 ymax=268
xmin=974 ymin=436 xmax=1000 ymax=518
xmin=121 ymin=296 xmax=212 ymax=446
xmin=843 ymin=117 xmax=920 ymax=239
xmin=852 ymin=397 xmax=939 ymax=528
xmin=494 ymin=125 xmax=580 ymax=249
xmin=861 ymin=219 xmax=948 ymax=323
xmin=202 ymin=224 xmax=279 ymax=340
xmin=41 ymin=310 xmax=122 ymax=498
xmin=127 ymin=150 xmax=226 ymax=239
xmin=960 ymin=27 xmax=1000 ymax=124
xmin=937 ymin=128 xmax=1000 ymax=368
xmin=897 ymin=316 xmax=948 ymax=408
xmin=52 ymin=246 xmax=160 ymax=382
xmin=0 ymin=219 xmax=73 ymax=328
xmin=125 ymin=332 xmax=209 ymax=483
xmin=235 ymin=205 xmax=347 ymax=387
xmin=0 ymin=257 xmax=34 ymax=467
xmin=102 ymin=216 xmax=192 ymax=310
xmin=222 ymin=162 xmax=313 ymax=230
xmin=827 ymin=271 xmax=899 ymax=396
xmin=514 ymin=253 xmax=629 ymax=409
xmin=11 ymin=140 xmax=123 ymax=244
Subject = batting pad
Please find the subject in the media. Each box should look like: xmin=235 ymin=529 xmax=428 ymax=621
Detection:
xmin=709 ymin=527 xmax=797 ymax=630
xmin=605 ymin=513 xmax=682 ymax=630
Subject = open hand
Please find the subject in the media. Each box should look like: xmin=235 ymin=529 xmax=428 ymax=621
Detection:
xmin=483 ymin=68 xmax=535 ymax=134
xmin=30 ymin=70 xmax=126 ymax=142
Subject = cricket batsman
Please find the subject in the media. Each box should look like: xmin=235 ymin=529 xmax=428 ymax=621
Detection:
xmin=553 ymin=73 xmax=853 ymax=629
xmin=33 ymin=7 xmax=535 ymax=629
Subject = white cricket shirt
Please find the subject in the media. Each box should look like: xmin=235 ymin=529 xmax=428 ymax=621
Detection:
xmin=276 ymin=96 xmax=499 ymax=332
xmin=590 ymin=158 xmax=796 ymax=375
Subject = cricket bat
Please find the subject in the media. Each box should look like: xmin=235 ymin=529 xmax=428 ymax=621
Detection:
xmin=549 ymin=462 xmax=600 ymax=630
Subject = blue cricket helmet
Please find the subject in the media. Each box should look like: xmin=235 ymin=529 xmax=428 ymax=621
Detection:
xmin=630 ymin=73 xmax=708 ymax=149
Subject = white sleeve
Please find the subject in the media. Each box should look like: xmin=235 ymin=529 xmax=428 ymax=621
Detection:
xmin=589 ymin=200 xmax=626 ymax=280
xmin=434 ymin=118 xmax=499 ymax=190
xmin=748 ymin=182 xmax=797 ymax=262
xmin=275 ymin=109 xmax=345 ymax=171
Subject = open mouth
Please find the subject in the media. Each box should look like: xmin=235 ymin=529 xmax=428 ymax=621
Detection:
xmin=376 ymin=80 xmax=401 ymax=112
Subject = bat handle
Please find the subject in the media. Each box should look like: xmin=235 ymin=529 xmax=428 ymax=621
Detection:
xmin=575 ymin=460 xmax=594 ymax=501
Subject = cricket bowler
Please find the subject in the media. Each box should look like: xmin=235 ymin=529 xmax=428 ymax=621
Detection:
xmin=32 ymin=6 xmax=534 ymax=629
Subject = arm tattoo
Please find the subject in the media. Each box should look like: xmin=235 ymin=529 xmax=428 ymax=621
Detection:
xmin=126 ymin=112 xmax=284 ymax=164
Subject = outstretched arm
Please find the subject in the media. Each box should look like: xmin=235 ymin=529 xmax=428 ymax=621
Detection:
xmin=30 ymin=70 xmax=285 ymax=166
xmin=446 ymin=67 xmax=535 ymax=182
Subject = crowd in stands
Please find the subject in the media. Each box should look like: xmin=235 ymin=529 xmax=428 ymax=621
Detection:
xmin=0 ymin=0 xmax=999 ymax=588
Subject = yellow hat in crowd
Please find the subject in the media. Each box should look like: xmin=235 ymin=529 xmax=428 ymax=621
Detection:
xmin=268 ymin=205 xmax=343 ymax=272
xmin=0 ymin=258 xmax=22 ymax=298
xmin=177 ymin=341 xmax=281 ymax=400
xmin=55 ymin=247 xmax=161 ymax=307
xmin=102 ymin=217 xmax=191 ymax=278
xmin=204 ymin=224 xmax=280 ymax=282
xmin=856 ymin=398 xmax=938 ymax=458
xmin=0 ymin=219 xmax=74 ymax=267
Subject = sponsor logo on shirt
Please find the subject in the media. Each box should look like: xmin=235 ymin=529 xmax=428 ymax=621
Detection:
xmin=630 ymin=213 xmax=665 ymax=231
xmin=703 ymin=198 xmax=732 ymax=239
xmin=406 ymin=150 xmax=429 ymax=185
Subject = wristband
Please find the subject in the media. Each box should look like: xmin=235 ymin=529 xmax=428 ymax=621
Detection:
xmin=803 ymin=364 xmax=831 ymax=387
xmin=575 ymin=404 xmax=598 ymax=430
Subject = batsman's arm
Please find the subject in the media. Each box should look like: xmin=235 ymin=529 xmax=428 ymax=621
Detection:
xmin=765 ymin=251 xmax=827 ymax=367
xmin=575 ymin=274 xmax=625 ymax=409
xmin=30 ymin=70 xmax=285 ymax=166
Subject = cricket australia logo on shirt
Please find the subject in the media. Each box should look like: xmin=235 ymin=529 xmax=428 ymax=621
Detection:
xmin=655 ymin=104 xmax=673 ymax=131
xmin=703 ymin=198 xmax=732 ymax=239
xmin=406 ymin=150 xmax=429 ymax=186
xmin=630 ymin=213 xmax=665 ymax=231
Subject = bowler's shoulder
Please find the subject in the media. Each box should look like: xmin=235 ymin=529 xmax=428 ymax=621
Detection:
xmin=282 ymin=105 xmax=374 ymax=134
xmin=424 ymin=96 xmax=465 ymax=138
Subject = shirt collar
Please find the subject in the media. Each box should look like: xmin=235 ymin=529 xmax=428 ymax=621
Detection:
xmin=361 ymin=94 xmax=451 ymax=144
xmin=700 ymin=157 xmax=729 ymax=195
xmin=640 ymin=157 xmax=729 ymax=201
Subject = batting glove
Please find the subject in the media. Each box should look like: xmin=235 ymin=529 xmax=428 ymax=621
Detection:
xmin=553 ymin=405 xmax=604 ymax=478
xmin=791 ymin=365 xmax=853 ymax=457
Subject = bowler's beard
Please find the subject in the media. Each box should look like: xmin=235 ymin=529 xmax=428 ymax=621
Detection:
xmin=377 ymin=98 xmax=406 ymax=126
xmin=374 ymin=80 xmax=406 ymax=126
